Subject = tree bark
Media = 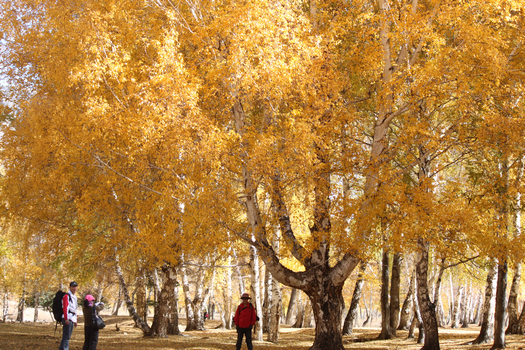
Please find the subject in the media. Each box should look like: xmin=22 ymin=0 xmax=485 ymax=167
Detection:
xmin=460 ymin=283 xmax=469 ymax=328
xmin=451 ymin=285 xmax=463 ymax=328
xmin=149 ymin=264 xmax=177 ymax=337
xmin=506 ymin=263 xmax=521 ymax=334
xmin=416 ymin=238 xmax=440 ymax=350
xmin=136 ymin=271 xmax=148 ymax=325
xmin=112 ymin=284 xmax=123 ymax=316
xmin=2 ymin=290 xmax=8 ymax=323
xmin=115 ymin=258 xmax=151 ymax=333
xmin=249 ymin=245 xmax=264 ymax=341
xmin=492 ymin=261 xmax=508 ymax=349
xmin=292 ymin=292 xmax=305 ymax=328
xmin=267 ymin=272 xmax=281 ymax=342
xmin=378 ymin=250 xmax=392 ymax=339
xmin=342 ymin=262 xmax=366 ymax=335
xmin=33 ymin=291 xmax=40 ymax=322
xmin=16 ymin=281 xmax=25 ymax=323
xmin=390 ymin=252 xmax=401 ymax=335
xmin=398 ymin=269 xmax=415 ymax=330
xmin=285 ymin=288 xmax=297 ymax=325
xmin=470 ymin=262 xmax=497 ymax=344
xmin=167 ymin=266 xmax=182 ymax=335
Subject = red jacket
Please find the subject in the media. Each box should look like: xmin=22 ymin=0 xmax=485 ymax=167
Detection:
xmin=234 ymin=302 xmax=257 ymax=328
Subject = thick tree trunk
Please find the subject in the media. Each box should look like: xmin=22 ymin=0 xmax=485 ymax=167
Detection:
xmin=285 ymin=288 xmax=297 ymax=325
xmin=470 ymin=262 xmax=497 ymax=344
xmin=506 ymin=263 xmax=521 ymax=334
xmin=390 ymin=252 xmax=401 ymax=335
xmin=398 ymin=269 xmax=415 ymax=330
xmin=305 ymin=285 xmax=345 ymax=350
xmin=378 ymin=250 xmax=392 ymax=339
xmin=342 ymin=262 xmax=366 ymax=335
xmin=149 ymin=264 xmax=177 ymax=337
xmin=416 ymin=238 xmax=440 ymax=350
xmin=115 ymin=259 xmax=151 ymax=333
xmin=492 ymin=261 xmax=508 ymax=349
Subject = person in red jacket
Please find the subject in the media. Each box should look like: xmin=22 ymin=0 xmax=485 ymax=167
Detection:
xmin=233 ymin=293 xmax=257 ymax=350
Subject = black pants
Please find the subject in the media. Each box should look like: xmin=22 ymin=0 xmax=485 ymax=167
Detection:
xmin=82 ymin=326 xmax=99 ymax=350
xmin=236 ymin=327 xmax=253 ymax=350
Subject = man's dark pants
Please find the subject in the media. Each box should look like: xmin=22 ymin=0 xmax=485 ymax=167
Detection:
xmin=59 ymin=320 xmax=74 ymax=350
xmin=236 ymin=327 xmax=253 ymax=350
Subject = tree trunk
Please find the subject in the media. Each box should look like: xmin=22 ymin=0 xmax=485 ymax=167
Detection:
xmin=433 ymin=261 xmax=446 ymax=328
xmin=167 ymin=266 xmax=182 ymax=335
xmin=267 ymin=272 xmax=281 ymax=342
xmin=263 ymin=267 xmax=272 ymax=333
xmin=115 ymin=258 xmax=151 ymax=333
xmin=416 ymin=238 xmax=440 ymax=350
xmin=506 ymin=263 xmax=521 ymax=334
xmin=378 ymin=250 xmax=392 ymax=339
xmin=16 ymin=284 xmax=25 ymax=323
xmin=2 ymin=290 xmax=8 ymax=323
xmin=33 ymin=291 xmax=40 ymax=322
xmin=136 ymin=271 xmax=148 ymax=325
xmin=305 ymin=284 xmax=345 ymax=350
xmin=112 ymin=284 xmax=123 ymax=316
xmin=451 ymin=285 xmax=463 ymax=328
xmin=398 ymin=269 xmax=415 ymax=330
xmin=460 ymin=283 xmax=469 ymax=328
xmin=249 ymin=245 xmax=264 ymax=341
xmin=224 ymin=254 xmax=233 ymax=330
xmin=390 ymin=252 xmax=401 ymax=335
xmin=285 ymin=288 xmax=297 ymax=325
xmin=149 ymin=264 xmax=177 ymax=337
xmin=470 ymin=262 xmax=497 ymax=344
xmin=342 ymin=262 xmax=366 ymax=335
xmin=267 ymin=232 xmax=281 ymax=343
xmin=232 ymin=247 xmax=245 ymax=296
xmin=293 ymin=292 xmax=305 ymax=328
xmin=492 ymin=261 xmax=508 ymax=349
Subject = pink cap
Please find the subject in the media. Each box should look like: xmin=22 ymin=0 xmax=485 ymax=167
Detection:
xmin=85 ymin=294 xmax=95 ymax=301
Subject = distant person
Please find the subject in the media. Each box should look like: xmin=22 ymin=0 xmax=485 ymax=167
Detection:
xmin=233 ymin=293 xmax=257 ymax=350
xmin=59 ymin=281 xmax=78 ymax=350
xmin=82 ymin=294 xmax=102 ymax=350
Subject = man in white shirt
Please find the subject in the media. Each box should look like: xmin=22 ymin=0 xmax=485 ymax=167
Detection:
xmin=59 ymin=281 xmax=78 ymax=350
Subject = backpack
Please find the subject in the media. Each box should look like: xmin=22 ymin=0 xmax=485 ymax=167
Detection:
xmin=52 ymin=290 xmax=72 ymax=322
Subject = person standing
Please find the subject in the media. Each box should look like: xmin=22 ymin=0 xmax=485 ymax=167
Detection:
xmin=233 ymin=293 xmax=257 ymax=350
xmin=82 ymin=294 xmax=99 ymax=350
xmin=59 ymin=281 xmax=78 ymax=350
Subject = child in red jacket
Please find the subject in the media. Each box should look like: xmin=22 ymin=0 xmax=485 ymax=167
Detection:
xmin=233 ymin=293 xmax=257 ymax=350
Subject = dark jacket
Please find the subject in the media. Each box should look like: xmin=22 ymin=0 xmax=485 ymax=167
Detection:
xmin=83 ymin=304 xmax=96 ymax=329
xmin=233 ymin=302 xmax=257 ymax=328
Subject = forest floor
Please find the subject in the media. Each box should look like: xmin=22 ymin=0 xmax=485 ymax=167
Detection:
xmin=1 ymin=316 xmax=525 ymax=350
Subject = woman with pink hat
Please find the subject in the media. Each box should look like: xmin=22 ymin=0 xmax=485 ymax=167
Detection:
xmin=82 ymin=294 xmax=100 ymax=350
